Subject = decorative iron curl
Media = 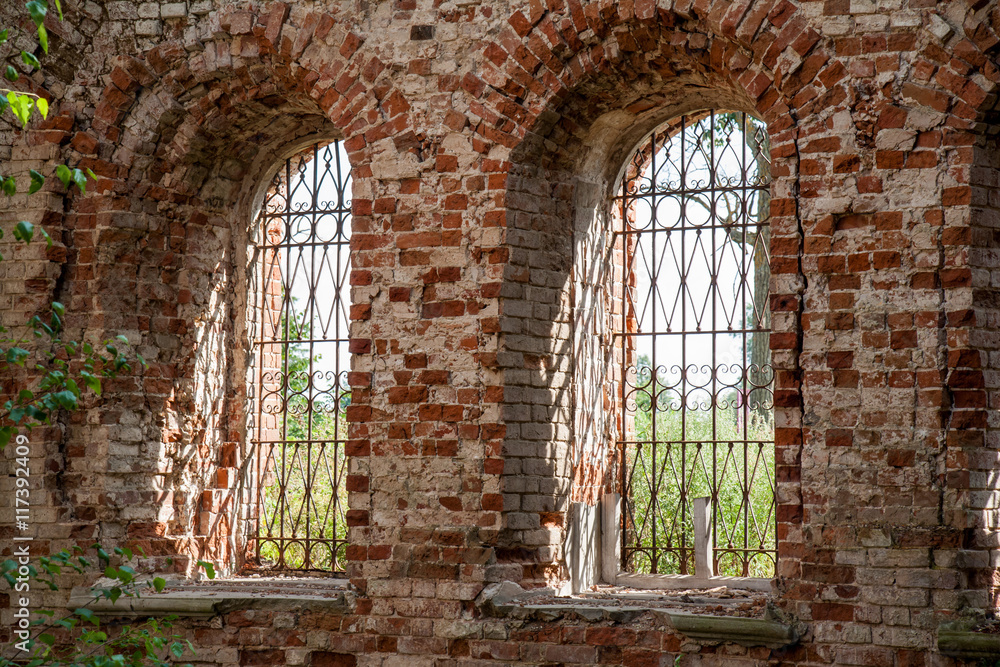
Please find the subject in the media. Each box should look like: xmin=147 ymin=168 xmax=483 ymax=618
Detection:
xmin=622 ymin=364 xmax=654 ymax=413
xmin=745 ymin=363 xmax=775 ymax=388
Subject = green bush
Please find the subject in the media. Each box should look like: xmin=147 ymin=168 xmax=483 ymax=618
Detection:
xmin=1 ymin=546 xmax=214 ymax=667
xmin=625 ymin=370 xmax=775 ymax=577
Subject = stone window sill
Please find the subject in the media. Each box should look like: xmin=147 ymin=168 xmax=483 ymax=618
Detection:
xmin=68 ymin=577 xmax=352 ymax=618
xmin=613 ymin=572 xmax=772 ymax=592
xmin=938 ymin=623 xmax=1000 ymax=658
xmin=477 ymin=581 xmax=798 ymax=649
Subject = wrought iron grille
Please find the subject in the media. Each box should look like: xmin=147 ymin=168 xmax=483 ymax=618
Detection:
xmin=247 ymin=141 xmax=352 ymax=572
xmin=615 ymin=111 xmax=775 ymax=577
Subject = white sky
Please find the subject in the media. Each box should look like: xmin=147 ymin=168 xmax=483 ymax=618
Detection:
xmin=266 ymin=142 xmax=353 ymax=397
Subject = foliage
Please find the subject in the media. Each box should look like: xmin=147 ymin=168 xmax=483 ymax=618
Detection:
xmin=0 ymin=6 xmax=195 ymax=667
xmin=0 ymin=294 xmax=141 ymax=450
xmin=0 ymin=0 xmax=132 ymax=454
xmin=0 ymin=546 xmax=215 ymax=667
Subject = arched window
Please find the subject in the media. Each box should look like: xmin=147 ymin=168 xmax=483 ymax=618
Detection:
xmin=614 ymin=111 xmax=774 ymax=578
xmin=245 ymin=141 xmax=352 ymax=572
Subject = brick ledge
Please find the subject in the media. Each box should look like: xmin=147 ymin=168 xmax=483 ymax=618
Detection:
xmin=665 ymin=611 xmax=798 ymax=648
xmin=478 ymin=581 xmax=797 ymax=648
xmin=68 ymin=577 xmax=352 ymax=618
xmin=489 ymin=603 xmax=797 ymax=648
xmin=615 ymin=573 xmax=772 ymax=592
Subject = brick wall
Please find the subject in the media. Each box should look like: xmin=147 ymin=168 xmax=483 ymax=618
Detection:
xmin=3 ymin=0 xmax=1000 ymax=664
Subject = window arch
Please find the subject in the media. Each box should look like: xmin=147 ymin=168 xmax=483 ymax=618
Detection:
xmin=613 ymin=111 xmax=775 ymax=578
xmin=245 ymin=140 xmax=353 ymax=572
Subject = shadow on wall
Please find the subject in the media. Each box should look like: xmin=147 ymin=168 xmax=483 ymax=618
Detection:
xmin=967 ymin=115 xmax=1000 ymax=610
xmin=105 ymin=78 xmax=344 ymax=574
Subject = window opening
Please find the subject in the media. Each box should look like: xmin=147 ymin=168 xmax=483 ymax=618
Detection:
xmin=246 ymin=141 xmax=352 ymax=572
xmin=614 ymin=111 xmax=775 ymax=577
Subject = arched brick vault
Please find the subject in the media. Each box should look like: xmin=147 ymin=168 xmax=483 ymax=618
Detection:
xmin=466 ymin=0 xmax=1000 ymax=605
xmin=478 ymin=0 xmax=810 ymax=589
xmin=41 ymin=5 xmax=409 ymax=573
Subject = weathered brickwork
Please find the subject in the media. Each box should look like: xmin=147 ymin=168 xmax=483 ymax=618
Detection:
xmin=3 ymin=0 xmax=1000 ymax=664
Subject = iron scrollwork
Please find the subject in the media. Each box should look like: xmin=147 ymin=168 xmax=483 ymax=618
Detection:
xmin=616 ymin=112 xmax=777 ymax=578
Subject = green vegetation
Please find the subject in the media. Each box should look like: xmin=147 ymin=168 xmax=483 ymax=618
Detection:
xmin=1 ymin=547 xmax=214 ymax=667
xmin=256 ymin=305 xmax=349 ymax=571
xmin=0 ymin=0 xmax=132 ymax=452
xmin=0 ymin=6 xmax=203 ymax=667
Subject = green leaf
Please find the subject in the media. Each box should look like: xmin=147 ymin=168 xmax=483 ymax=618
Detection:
xmin=36 ymin=97 xmax=48 ymax=119
xmin=0 ymin=427 xmax=13 ymax=451
xmin=196 ymin=560 xmax=216 ymax=580
xmin=6 ymin=92 xmax=33 ymax=127
xmin=70 ymin=169 xmax=87 ymax=193
xmin=0 ymin=29 xmax=8 ymax=44
xmin=38 ymin=634 xmax=55 ymax=646
xmin=21 ymin=51 xmax=41 ymax=70
xmin=153 ymin=577 xmax=166 ymax=593
xmin=40 ymin=226 xmax=52 ymax=247
xmin=74 ymin=607 xmax=99 ymax=625
xmin=170 ymin=643 xmax=185 ymax=658
xmin=18 ymin=389 xmax=33 ymax=402
xmin=2 ymin=177 xmax=15 ymax=196
xmin=81 ymin=371 xmax=101 ymax=394
xmin=25 ymin=405 xmax=47 ymax=422
xmin=104 ymin=565 xmax=117 ymax=578
xmin=26 ymin=2 xmax=50 ymax=52
xmin=53 ymin=389 xmax=77 ymax=410
xmin=56 ymin=164 xmax=71 ymax=189
xmin=53 ymin=0 xmax=62 ymax=20
xmin=14 ymin=221 xmax=34 ymax=243
xmin=6 ymin=347 xmax=29 ymax=365
xmin=83 ymin=630 xmax=108 ymax=643
xmin=26 ymin=1 xmax=47 ymax=28
xmin=4 ymin=66 xmax=18 ymax=83
xmin=29 ymin=169 xmax=44 ymax=194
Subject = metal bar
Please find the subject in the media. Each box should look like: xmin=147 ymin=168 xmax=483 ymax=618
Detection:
xmin=617 ymin=112 xmax=774 ymax=578
xmin=247 ymin=141 xmax=352 ymax=573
